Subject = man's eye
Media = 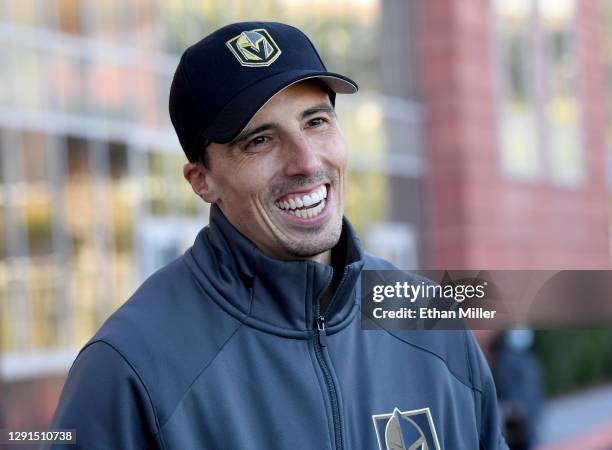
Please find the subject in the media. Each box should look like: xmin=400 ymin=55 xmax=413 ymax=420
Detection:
xmin=246 ymin=136 xmax=270 ymax=149
xmin=306 ymin=117 xmax=327 ymax=128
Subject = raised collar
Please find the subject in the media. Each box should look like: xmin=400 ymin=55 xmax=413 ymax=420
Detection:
xmin=184 ymin=205 xmax=365 ymax=338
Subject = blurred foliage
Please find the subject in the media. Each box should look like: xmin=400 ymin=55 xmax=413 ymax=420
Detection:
xmin=24 ymin=196 xmax=53 ymax=256
xmin=111 ymin=210 xmax=132 ymax=253
xmin=533 ymin=330 xmax=612 ymax=396
xmin=345 ymin=170 xmax=388 ymax=237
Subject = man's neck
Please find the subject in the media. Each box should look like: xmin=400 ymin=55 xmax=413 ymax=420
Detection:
xmin=307 ymin=249 xmax=332 ymax=266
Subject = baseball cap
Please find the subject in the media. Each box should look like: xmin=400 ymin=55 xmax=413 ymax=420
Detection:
xmin=169 ymin=21 xmax=358 ymax=162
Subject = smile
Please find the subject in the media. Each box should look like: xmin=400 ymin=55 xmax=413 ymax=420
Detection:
xmin=274 ymin=184 xmax=328 ymax=219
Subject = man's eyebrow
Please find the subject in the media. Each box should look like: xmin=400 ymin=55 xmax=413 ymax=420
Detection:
xmin=230 ymin=103 xmax=335 ymax=145
xmin=230 ymin=123 xmax=279 ymax=146
xmin=300 ymin=103 xmax=336 ymax=119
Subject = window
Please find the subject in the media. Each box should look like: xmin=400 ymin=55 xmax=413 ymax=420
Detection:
xmin=495 ymin=0 xmax=539 ymax=180
xmin=0 ymin=135 xmax=6 ymax=351
xmin=541 ymin=0 xmax=582 ymax=186
xmin=0 ymin=42 xmax=11 ymax=106
xmin=65 ymin=137 xmax=98 ymax=345
xmin=8 ymin=0 xmax=40 ymax=27
xmin=0 ymin=134 xmax=5 ymax=261
xmin=109 ymin=142 xmax=135 ymax=307
xmin=494 ymin=0 xmax=583 ymax=186
xmin=55 ymin=0 xmax=82 ymax=35
xmin=48 ymin=54 xmax=85 ymax=113
xmin=12 ymin=48 xmax=45 ymax=111
xmin=22 ymin=132 xmax=53 ymax=257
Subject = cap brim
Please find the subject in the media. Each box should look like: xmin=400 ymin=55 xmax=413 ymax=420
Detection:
xmin=204 ymin=70 xmax=358 ymax=144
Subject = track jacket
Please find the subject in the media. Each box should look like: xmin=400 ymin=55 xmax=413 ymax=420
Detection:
xmin=49 ymin=205 xmax=508 ymax=449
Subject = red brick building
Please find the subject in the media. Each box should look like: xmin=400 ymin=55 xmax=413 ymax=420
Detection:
xmin=418 ymin=0 xmax=610 ymax=269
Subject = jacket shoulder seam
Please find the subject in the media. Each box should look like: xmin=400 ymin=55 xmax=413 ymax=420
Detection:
xmin=381 ymin=329 xmax=483 ymax=394
xmin=158 ymin=322 xmax=244 ymax=432
xmin=82 ymin=339 xmax=168 ymax=450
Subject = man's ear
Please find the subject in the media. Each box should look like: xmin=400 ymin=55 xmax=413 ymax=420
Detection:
xmin=183 ymin=162 xmax=219 ymax=203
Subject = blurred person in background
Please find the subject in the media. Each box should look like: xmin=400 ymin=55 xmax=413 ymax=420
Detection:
xmin=492 ymin=329 xmax=543 ymax=450
xmin=47 ymin=21 xmax=507 ymax=449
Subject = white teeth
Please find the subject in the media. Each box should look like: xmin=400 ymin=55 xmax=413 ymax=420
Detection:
xmin=316 ymin=199 xmax=326 ymax=217
xmin=275 ymin=185 xmax=329 ymax=212
xmin=302 ymin=194 xmax=313 ymax=207
xmin=282 ymin=199 xmax=326 ymax=219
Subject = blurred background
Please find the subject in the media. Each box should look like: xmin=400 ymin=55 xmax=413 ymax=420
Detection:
xmin=0 ymin=0 xmax=611 ymax=448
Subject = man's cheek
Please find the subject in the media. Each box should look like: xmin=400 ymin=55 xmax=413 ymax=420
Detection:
xmin=332 ymin=141 xmax=348 ymax=168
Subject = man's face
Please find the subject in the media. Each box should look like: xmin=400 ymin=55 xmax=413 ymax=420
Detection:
xmin=196 ymin=80 xmax=347 ymax=262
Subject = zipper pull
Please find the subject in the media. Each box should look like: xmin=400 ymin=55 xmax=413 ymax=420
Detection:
xmin=316 ymin=316 xmax=327 ymax=347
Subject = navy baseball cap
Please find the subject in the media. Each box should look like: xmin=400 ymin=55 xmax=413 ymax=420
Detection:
xmin=169 ymin=21 xmax=358 ymax=162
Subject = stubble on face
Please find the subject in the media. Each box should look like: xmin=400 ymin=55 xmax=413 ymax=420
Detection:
xmin=263 ymin=169 xmax=345 ymax=259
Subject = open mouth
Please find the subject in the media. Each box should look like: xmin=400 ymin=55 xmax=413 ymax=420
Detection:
xmin=274 ymin=184 xmax=328 ymax=219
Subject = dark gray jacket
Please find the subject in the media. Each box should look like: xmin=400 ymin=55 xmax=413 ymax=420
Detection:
xmin=49 ymin=205 xmax=507 ymax=449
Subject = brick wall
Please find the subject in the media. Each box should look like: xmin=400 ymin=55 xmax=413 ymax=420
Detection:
xmin=419 ymin=0 xmax=610 ymax=269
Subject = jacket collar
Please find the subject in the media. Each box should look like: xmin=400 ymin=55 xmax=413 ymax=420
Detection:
xmin=184 ymin=204 xmax=365 ymax=337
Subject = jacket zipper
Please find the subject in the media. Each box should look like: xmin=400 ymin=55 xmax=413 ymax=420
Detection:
xmin=313 ymin=267 xmax=349 ymax=450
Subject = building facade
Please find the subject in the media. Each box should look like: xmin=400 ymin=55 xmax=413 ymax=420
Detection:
xmin=420 ymin=0 xmax=610 ymax=269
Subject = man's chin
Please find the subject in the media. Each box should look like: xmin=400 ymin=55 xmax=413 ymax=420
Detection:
xmin=273 ymin=211 xmax=343 ymax=259
xmin=283 ymin=231 xmax=342 ymax=259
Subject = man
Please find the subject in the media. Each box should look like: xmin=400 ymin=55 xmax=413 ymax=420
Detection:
xmin=49 ymin=22 xmax=507 ymax=449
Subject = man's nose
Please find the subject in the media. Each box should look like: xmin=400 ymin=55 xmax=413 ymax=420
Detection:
xmin=282 ymin=132 xmax=321 ymax=178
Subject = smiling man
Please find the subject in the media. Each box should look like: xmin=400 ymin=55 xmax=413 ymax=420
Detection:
xmin=185 ymin=81 xmax=346 ymax=266
xmin=49 ymin=22 xmax=508 ymax=450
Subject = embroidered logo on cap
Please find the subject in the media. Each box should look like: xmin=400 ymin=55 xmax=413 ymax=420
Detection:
xmin=372 ymin=407 xmax=441 ymax=450
xmin=226 ymin=29 xmax=281 ymax=67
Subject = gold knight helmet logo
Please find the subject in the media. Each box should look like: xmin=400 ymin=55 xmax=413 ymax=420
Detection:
xmin=372 ymin=407 xmax=441 ymax=450
xmin=226 ymin=29 xmax=281 ymax=67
